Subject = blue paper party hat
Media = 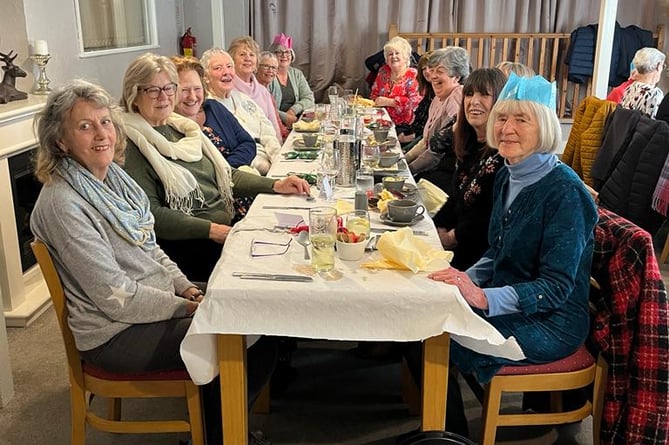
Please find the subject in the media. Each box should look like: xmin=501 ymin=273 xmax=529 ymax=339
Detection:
xmin=498 ymin=72 xmax=556 ymax=109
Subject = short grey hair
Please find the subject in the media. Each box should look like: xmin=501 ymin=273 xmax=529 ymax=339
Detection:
xmin=259 ymin=51 xmax=279 ymax=65
xmin=200 ymin=47 xmax=232 ymax=73
xmin=633 ymin=47 xmax=666 ymax=74
xmin=120 ymin=53 xmax=178 ymax=113
xmin=34 ymin=79 xmax=126 ymax=184
xmin=487 ymin=99 xmax=562 ymax=155
xmin=383 ymin=36 xmax=413 ymax=67
xmin=427 ymin=47 xmax=470 ymax=81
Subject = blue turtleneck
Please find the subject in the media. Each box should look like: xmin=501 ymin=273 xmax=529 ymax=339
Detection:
xmin=505 ymin=152 xmax=558 ymax=211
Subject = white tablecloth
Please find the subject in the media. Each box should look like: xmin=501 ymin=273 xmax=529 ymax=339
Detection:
xmin=180 ymin=114 xmax=524 ymax=386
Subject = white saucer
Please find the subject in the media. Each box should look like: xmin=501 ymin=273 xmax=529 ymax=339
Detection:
xmin=379 ymin=212 xmax=425 ymax=227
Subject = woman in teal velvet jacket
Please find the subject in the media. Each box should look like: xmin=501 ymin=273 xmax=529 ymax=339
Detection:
xmin=430 ymin=73 xmax=598 ymax=382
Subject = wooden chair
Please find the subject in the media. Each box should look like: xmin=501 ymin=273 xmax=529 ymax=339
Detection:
xmin=479 ymin=340 xmax=607 ymax=445
xmin=31 ymin=240 xmax=205 ymax=445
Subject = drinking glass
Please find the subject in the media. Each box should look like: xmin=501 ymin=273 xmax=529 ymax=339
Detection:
xmin=315 ymin=103 xmax=328 ymax=122
xmin=342 ymin=210 xmax=371 ymax=240
xmin=361 ymin=144 xmax=380 ymax=173
xmin=327 ymin=85 xmax=339 ymax=107
xmin=355 ymin=170 xmax=375 ymax=197
xmin=318 ymin=146 xmax=340 ymax=201
xmin=309 ymin=206 xmax=337 ymax=272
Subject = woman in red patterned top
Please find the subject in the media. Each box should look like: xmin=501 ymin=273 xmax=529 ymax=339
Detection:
xmin=370 ymin=36 xmax=423 ymax=134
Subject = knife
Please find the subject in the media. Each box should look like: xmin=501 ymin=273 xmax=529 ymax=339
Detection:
xmin=232 ymin=272 xmax=313 ymax=282
xmin=262 ymin=205 xmax=312 ymax=210
xmin=370 ymin=228 xmax=429 ymax=236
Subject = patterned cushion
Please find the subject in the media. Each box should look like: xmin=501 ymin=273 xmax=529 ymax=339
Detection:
xmin=82 ymin=362 xmax=190 ymax=381
xmin=497 ymin=344 xmax=594 ymax=376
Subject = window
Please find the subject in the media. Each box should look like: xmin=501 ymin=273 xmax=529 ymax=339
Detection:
xmin=74 ymin=0 xmax=157 ymax=57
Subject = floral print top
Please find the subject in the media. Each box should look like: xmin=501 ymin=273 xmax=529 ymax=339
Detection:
xmin=433 ymin=146 xmax=504 ymax=269
xmin=370 ymin=64 xmax=423 ymax=126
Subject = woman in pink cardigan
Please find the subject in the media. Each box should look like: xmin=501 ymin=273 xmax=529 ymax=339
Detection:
xmin=228 ymin=36 xmax=287 ymax=141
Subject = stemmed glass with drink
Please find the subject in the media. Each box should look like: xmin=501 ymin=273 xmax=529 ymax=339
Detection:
xmin=361 ymin=143 xmax=381 ymax=174
xmin=318 ymin=145 xmax=340 ymax=201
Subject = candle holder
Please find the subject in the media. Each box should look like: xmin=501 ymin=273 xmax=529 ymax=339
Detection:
xmin=30 ymin=54 xmax=52 ymax=95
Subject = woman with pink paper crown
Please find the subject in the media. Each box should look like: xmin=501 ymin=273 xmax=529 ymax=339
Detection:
xmin=267 ymin=33 xmax=315 ymax=129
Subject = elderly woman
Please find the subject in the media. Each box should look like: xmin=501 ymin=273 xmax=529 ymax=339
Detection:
xmin=267 ymin=33 xmax=316 ymax=129
xmin=228 ymin=36 xmax=285 ymax=140
xmin=202 ymin=48 xmax=283 ymax=175
xmin=370 ymin=36 xmax=423 ymax=134
xmin=620 ymin=47 xmax=665 ymax=118
xmin=171 ymin=55 xmax=256 ymax=170
xmin=411 ymin=73 xmax=598 ymax=436
xmin=120 ymin=53 xmax=310 ymax=282
xmin=29 ymin=79 xmax=276 ymax=445
xmin=257 ymin=51 xmax=279 ymax=87
xmin=430 ymin=68 xmax=507 ymax=269
xmin=405 ymin=47 xmax=470 ymax=171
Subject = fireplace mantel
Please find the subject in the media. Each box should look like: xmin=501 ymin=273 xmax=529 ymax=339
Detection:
xmin=0 ymin=95 xmax=50 ymax=327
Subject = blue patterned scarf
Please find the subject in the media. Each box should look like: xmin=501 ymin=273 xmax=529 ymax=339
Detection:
xmin=58 ymin=158 xmax=156 ymax=250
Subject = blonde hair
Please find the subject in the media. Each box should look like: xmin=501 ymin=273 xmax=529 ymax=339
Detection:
xmin=496 ymin=61 xmax=535 ymax=78
xmin=34 ymin=79 xmax=126 ymax=184
xmin=227 ymin=36 xmax=261 ymax=71
xmin=383 ymin=36 xmax=413 ymax=67
xmin=120 ymin=53 xmax=178 ymax=113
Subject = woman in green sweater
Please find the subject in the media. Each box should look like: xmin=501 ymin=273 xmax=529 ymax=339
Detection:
xmin=121 ymin=53 xmax=310 ymax=282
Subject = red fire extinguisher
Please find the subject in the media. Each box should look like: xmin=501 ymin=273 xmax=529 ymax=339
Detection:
xmin=181 ymin=27 xmax=197 ymax=57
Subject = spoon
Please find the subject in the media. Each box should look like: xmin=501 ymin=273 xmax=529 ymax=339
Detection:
xmin=296 ymin=231 xmax=311 ymax=260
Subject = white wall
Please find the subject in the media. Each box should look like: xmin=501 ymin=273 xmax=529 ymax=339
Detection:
xmin=21 ymin=0 xmax=181 ymax=99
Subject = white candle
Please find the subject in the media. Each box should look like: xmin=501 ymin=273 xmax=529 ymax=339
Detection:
xmin=34 ymin=40 xmax=49 ymax=55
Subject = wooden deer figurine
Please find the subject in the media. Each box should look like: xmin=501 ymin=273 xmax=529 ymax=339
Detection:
xmin=0 ymin=50 xmax=28 ymax=104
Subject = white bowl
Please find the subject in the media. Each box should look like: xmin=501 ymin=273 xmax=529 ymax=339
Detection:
xmin=336 ymin=240 xmax=367 ymax=261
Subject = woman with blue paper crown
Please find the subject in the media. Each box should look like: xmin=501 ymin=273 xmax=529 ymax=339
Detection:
xmin=404 ymin=73 xmax=597 ymax=438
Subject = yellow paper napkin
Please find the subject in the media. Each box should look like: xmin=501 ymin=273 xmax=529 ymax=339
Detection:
xmin=417 ymin=178 xmax=449 ymax=217
xmin=361 ymin=227 xmax=453 ymax=273
xmin=334 ymin=199 xmax=354 ymax=215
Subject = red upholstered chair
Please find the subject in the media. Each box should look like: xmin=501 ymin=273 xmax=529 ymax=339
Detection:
xmin=31 ymin=240 xmax=204 ymax=445
xmin=479 ymin=342 xmax=607 ymax=445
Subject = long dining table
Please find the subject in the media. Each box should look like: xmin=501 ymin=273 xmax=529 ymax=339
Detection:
xmin=180 ymin=113 xmax=524 ymax=444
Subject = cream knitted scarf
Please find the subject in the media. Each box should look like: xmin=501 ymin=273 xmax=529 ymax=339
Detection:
xmin=123 ymin=112 xmax=234 ymax=214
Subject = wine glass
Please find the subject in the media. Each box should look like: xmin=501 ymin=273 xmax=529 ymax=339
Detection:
xmin=327 ymin=85 xmax=339 ymax=107
xmin=318 ymin=146 xmax=340 ymax=201
xmin=361 ymin=144 xmax=380 ymax=174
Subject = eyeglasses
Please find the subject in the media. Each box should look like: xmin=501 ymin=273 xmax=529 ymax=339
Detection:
xmin=250 ymin=237 xmax=292 ymax=257
xmin=141 ymin=83 xmax=177 ymax=99
xmin=259 ymin=64 xmax=278 ymax=71
xmin=274 ymin=50 xmax=291 ymax=56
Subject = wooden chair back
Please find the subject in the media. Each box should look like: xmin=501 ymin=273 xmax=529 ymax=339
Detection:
xmin=30 ymin=239 xmax=204 ymax=445
xmin=389 ymin=23 xmax=664 ymax=121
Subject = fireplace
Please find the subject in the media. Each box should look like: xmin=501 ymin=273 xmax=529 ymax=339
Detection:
xmin=0 ymin=94 xmax=50 ymax=327
xmin=8 ymin=148 xmax=41 ymax=273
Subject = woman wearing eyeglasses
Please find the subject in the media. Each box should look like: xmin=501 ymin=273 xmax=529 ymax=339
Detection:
xmin=120 ymin=53 xmax=310 ymax=282
xmin=257 ymin=51 xmax=279 ymax=88
xmin=267 ymin=33 xmax=315 ymax=129
xmin=619 ymin=47 xmax=665 ymax=118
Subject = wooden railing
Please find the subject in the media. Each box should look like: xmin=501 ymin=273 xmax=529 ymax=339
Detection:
xmin=389 ymin=24 xmax=665 ymax=121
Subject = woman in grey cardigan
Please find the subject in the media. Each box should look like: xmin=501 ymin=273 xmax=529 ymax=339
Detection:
xmin=30 ymin=79 xmax=275 ymax=445
xmin=268 ymin=33 xmax=315 ymax=128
